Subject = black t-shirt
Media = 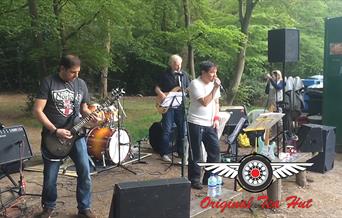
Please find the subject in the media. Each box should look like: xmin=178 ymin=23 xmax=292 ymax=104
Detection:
xmin=36 ymin=73 xmax=89 ymax=132
xmin=156 ymin=68 xmax=190 ymax=92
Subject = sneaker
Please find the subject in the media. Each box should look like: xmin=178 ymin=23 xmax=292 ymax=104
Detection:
xmin=177 ymin=160 xmax=188 ymax=166
xmin=40 ymin=207 xmax=53 ymax=218
xmin=78 ymin=209 xmax=97 ymax=218
xmin=161 ymin=155 xmax=171 ymax=162
xmin=173 ymin=152 xmax=180 ymax=158
xmin=191 ymin=183 xmax=203 ymax=190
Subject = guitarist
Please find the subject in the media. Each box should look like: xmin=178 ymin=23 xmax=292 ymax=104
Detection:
xmin=154 ymin=54 xmax=190 ymax=162
xmin=33 ymin=55 xmax=97 ymax=218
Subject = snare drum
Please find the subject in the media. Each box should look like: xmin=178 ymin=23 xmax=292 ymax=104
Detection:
xmin=86 ymin=127 xmax=130 ymax=163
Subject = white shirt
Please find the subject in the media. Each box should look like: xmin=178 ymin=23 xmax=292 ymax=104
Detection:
xmin=187 ymin=77 xmax=220 ymax=127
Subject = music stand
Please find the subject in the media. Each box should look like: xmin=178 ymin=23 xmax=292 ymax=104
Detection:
xmin=162 ymin=76 xmax=188 ymax=177
xmin=114 ymin=96 xmax=136 ymax=175
xmin=244 ymin=112 xmax=284 ymax=155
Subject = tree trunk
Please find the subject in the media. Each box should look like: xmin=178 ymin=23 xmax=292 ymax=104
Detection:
xmin=226 ymin=0 xmax=258 ymax=105
xmin=53 ymin=0 xmax=66 ymax=56
xmin=100 ymin=20 xmax=111 ymax=98
xmin=28 ymin=0 xmax=47 ymax=78
xmin=183 ymin=0 xmax=195 ymax=79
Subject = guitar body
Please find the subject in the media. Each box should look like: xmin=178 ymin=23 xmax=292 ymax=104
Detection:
xmin=155 ymin=86 xmax=181 ymax=114
xmin=257 ymin=137 xmax=276 ymax=160
xmin=42 ymin=117 xmax=81 ymax=159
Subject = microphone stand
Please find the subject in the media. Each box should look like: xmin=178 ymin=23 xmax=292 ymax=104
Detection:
xmin=178 ymin=74 xmax=190 ymax=177
xmin=133 ymin=138 xmax=148 ymax=164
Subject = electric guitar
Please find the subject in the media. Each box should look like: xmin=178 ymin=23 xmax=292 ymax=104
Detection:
xmin=257 ymin=136 xmax=277 ymax=160
xmin=155 ymin=86 xmax=182 ymax=114
xmin=42 ymin=89 xmax=124 ymax=159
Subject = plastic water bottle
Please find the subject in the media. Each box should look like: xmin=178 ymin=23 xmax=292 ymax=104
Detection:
xmin=207 ymin=173 xmax=217 ymax=198
xmin=216 ymin=175 xmax=222 ymax=197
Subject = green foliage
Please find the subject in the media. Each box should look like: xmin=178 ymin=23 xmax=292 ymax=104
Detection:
xmin=1 ymin=0 xmax=342 ymax=106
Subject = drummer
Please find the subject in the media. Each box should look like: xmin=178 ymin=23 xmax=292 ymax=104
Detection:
xmin=86 ymin=103 xmax=118 ymax=128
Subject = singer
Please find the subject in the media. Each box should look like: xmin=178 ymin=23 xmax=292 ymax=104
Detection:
xmin=154 ymin=54 xmax=190 ymax=162
xmin=187 ymin=60 xmax=221 ymax=190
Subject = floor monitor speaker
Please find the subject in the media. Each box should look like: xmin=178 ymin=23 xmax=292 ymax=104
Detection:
xmin=109 ymin=177 xmax=191 ymax=218
xmin=298 ymin=124 xmax=336 ymax=173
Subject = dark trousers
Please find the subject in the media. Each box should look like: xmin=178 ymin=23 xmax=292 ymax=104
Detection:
xmin=187 ymin=122 xmax=220 ymax=185
xmin=160 ymin=107 xmax=185 ymax=156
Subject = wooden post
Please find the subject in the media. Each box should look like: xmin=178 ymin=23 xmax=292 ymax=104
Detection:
xmin=296 ymin=171 xmax=307 ymax=187
xmin=267 ymin=179 xmax=281 ymax=202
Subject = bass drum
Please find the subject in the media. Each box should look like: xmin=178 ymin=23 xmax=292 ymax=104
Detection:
xmin=86 ymin=127 xmax=130 ymax=164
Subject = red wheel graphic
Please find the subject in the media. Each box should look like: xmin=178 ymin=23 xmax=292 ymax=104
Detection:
xmin=237 ymin=154 xmax=273 ymax=193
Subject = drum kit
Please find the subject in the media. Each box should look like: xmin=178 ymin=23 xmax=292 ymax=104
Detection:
xmin=86 ymin=100 xmax=131 ymax=168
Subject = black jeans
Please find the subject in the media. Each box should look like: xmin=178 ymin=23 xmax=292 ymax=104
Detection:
xmin=187 ymin=122 xmax=220 ymax=185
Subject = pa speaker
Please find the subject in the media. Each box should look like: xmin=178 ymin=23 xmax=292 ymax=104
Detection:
xmin=297 ymin=124 xmax=324 ymax=152
xmin=268 ymin=28 xmax=299 ymax=63
xmin=222 ymin=106 xmax=248 ymax=135
xmin=109 ymin=177 xmax=191 ymax=218
xmin=298 ymin=124 xmax=336 ymax=173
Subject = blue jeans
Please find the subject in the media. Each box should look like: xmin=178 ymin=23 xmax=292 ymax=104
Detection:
xmin=187 ymin=122 xmax=220 ymax=185
xmin=160 ymin=107 xmax=185 ymax=157
xmin=41 ymin=137 xmax=92 ymax=210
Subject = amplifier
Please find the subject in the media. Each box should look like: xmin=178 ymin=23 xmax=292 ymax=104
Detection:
xmin=0 ymin=125 xmax=33 ymax=165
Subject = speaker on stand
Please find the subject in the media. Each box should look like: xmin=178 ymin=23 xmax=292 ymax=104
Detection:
xmin=268 ymin=28 xmax=300 ymax=151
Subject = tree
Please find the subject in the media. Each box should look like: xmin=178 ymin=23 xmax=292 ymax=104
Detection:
xmin=226 ymin=0 xmax=259 ymax=105
xmin=28 ymin=0 xmax=47 ymax=79
xmin=183 ymin=0 xmax=195 ymax=79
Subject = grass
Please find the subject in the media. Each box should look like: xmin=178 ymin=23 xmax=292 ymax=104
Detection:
xmin=0 ymin=95 xmax=161 ymax=143
xmin=120 ymin=97 xmax=161 ymax=142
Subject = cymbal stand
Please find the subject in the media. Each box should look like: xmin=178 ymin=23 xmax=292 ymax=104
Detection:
xmin=115 ymin=98 xmax=136 ymax=175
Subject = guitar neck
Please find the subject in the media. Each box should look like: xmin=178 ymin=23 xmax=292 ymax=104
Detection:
xmin=71 ymin=108 xmax=102 ymax=133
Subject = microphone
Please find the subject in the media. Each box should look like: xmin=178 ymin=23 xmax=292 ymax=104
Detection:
xmin=219 ymin=84 xmax=226 ymax=92
xmin=174 ymin=71 xmax=183 ymax=76
xmin=214 ymin=78 xmax=225 ymax=92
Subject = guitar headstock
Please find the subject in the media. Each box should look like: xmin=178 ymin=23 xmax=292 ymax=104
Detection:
xmin=100 ymin=88 xmax=125 ymax=109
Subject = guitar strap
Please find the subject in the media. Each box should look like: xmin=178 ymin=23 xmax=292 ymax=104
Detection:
xmin=73 ymin=78 xmax=80 ymax=117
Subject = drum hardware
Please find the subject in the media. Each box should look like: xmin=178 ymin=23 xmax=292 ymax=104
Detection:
xmin=133 ymin=138 xmax=148 ymax=165
xmin=114 ymin=94 xmax=136 ymax=175
xmin=101 ymin=151 xmax=106 ymax=168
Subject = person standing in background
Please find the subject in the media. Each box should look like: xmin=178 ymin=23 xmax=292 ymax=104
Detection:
xmin=265 ymin=70 xmax=285 ymax=112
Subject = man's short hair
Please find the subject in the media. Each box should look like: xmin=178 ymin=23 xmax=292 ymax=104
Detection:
xmin=60 ymin=54 xmax=81 ymax=69
xmin=199 ymin=61 xmax=216 ymax=73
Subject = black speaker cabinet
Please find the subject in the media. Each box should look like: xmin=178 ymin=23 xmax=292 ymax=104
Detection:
xmin=0 ymin=125 xmax=32 ymax=166
xmin=298 ymin=124 xmax=336 ymax=173
xmin=268 ymin=28 xmax=299 ymax=63
xmin=222 ymin=106 xmax=248 ymax=128
xmin=109 ymin=177 xmax=191 ymax=218
xmin=298 ymin=124 xmax=324 ymax=152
